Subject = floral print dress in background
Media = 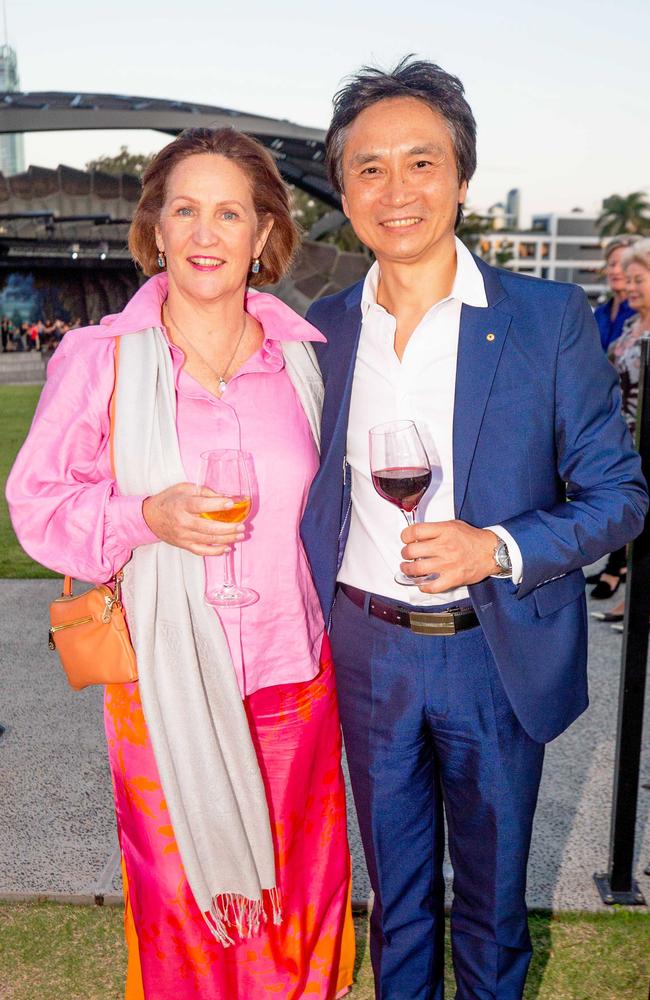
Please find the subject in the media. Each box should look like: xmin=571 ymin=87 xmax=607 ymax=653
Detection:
xmin=608 ymin=316 xmax=649 ymax=435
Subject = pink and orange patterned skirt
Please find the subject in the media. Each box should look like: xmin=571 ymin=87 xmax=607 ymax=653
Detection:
xmin=104 ymin=635 xmax=355 ymax=999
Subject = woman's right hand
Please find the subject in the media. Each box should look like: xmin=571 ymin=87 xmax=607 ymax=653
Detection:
xmin=142 ymin=483 xmax=245 ymax=556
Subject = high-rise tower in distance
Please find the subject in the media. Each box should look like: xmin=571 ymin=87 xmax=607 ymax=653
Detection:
xmin=0 ymin=43 xmax=25 ymax=175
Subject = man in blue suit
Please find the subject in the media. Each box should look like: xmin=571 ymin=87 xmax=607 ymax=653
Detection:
xmin=300 ymin=58 xmax=648 ymax=999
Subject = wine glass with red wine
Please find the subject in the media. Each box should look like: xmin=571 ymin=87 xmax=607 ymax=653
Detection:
xmin=369 ymin=419 xmax=439 ymax=586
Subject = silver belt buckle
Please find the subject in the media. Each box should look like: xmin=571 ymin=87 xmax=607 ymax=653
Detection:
xmin=408 ymin=611 xmax=457 ymax=636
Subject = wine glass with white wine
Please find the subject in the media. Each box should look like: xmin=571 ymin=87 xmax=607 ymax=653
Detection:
xmin=198 ymin=448 xmax=257 ymax=607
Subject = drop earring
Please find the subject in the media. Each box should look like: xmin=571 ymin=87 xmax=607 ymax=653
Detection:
xmin=157 ymin=250 xmax=166 ymax=269
xmin=251 ymin=258 xmax=261 ymax=275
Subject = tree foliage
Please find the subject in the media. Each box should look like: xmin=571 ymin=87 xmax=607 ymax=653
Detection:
xmin=290 ymin=187 xmax=329 ymax=231
xmin=456 ymin=211 xmax=493 ymax=251
xmin=290 ymin=186 xmax=367 ymax=254
xmin=85 ymin=146 xmax=154 ymax=178
xmin=597 ymin=192 xmax=650 ymax=237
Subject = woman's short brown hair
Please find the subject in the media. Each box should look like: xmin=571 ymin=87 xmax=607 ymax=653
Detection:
xmin=603 ymin=235 xmax=641 ymax=262
xmin=128 ymin=127 xmax=299 ymax=286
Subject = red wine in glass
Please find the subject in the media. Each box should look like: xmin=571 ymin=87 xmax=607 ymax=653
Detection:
xmin=371 ymin=466 xmax=432 ymax=512
xmin=369 ymin=420 xmax=441 ymax=586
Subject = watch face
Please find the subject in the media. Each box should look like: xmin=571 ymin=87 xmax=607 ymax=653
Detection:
xmin=497 ymin=542 xmax=512 ymax=571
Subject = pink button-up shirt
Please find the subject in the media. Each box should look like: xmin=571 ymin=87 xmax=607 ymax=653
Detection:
xmin=7 ymin=274 xmax=326 ymax=697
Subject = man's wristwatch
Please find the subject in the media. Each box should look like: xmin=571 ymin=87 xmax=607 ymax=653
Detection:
xmin=493 ymin=537 xmax=512 ymax=576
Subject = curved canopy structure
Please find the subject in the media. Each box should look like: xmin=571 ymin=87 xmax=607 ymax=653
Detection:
xmin=0 ymin=91 xmax=339 ymax=207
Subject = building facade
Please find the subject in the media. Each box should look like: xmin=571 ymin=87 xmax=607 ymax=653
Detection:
xmin=0 ymin=44 xmax=24 ymax=176
xmin=478 ymin=212 xmax=606 ymax=304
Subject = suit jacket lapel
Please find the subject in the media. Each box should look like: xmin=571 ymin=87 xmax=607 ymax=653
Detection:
xmin=453 ymin=302 xmax=512 ymax=516
xmin=320 ymin=287 xmax=363 ymax=465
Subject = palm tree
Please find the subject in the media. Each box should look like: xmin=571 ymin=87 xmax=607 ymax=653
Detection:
xmin=597 ymin=192 xmax=650 ymax=237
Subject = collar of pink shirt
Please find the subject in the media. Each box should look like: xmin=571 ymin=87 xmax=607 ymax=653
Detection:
xmin=95 ymin=272 xmax=327 ymax=346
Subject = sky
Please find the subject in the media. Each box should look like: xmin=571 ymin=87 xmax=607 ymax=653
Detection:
xmin=4 ymin=0 xmax=650 ymax=226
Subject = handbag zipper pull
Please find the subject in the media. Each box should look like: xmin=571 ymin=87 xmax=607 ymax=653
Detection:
xmin=114 ymin=570 xmax=124 ymax=606
xmin=102 ymin=594 xmax=114 ymax=624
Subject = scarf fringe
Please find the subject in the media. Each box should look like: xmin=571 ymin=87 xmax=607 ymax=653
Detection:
xmin=204 ymin=887 xmax=283 ymax=947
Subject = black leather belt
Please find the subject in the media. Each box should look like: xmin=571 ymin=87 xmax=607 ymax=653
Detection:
xmin=339 ymin=584 xmax=479 ymax=636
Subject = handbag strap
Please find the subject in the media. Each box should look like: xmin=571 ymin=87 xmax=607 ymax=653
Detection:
xmin=61 ymin=337 xmax=122 ymax=599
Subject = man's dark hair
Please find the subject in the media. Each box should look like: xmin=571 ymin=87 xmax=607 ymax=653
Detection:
xmin=325 ymin=55 xmax=477 ymax=200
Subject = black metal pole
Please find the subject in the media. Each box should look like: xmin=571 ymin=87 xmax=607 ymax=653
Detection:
xmin=595 ymin=334 xmax=650 ymax=906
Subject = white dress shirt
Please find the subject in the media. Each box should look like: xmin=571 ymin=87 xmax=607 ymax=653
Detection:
xmin=337 ymin=237 xmax=522 ymax=605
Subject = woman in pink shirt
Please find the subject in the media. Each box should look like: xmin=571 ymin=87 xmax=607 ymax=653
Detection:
xmin=7 ymin=128 xmax=353 ymax=999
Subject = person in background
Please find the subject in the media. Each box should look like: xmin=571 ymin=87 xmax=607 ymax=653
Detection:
xmin=587 ymin=236 xmax=641 ymax=598
xmin=609 ymin=238 xmax=650 ymax=446
xmin=1 ymin=315 xmax=9 ymax=353
xmin=26 ymin=321 xmax=39 ymax=351
xmin=594 ymin=236 xmax=639 ymax=352
xmin=593 ymin=236 xmax=650 ymax=626
xmin=40 ymin=319 xmax=55 ymax=353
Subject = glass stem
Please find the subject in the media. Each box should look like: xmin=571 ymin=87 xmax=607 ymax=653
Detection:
xmin=402 ymin=507 xmax=417 ymax=572
xmin=223 ymin=545 xmax=237 ymax=592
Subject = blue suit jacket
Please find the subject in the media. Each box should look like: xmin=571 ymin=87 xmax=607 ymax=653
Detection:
xmin=300 ymin=256 xmax=648 ymax=743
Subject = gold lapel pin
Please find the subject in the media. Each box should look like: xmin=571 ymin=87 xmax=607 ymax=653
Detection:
xmin=486 ymin=333 xmax=495 ymax=342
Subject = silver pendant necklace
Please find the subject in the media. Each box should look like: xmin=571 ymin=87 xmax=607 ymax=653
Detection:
xmin=164 ymin=305 xmax=248 ymax=394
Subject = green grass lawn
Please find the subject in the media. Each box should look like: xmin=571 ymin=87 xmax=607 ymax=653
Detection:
xmin=0 ymin=385 xmax=56 ymax=578
xmin=0 ymin=903 xmax=648 ymax=999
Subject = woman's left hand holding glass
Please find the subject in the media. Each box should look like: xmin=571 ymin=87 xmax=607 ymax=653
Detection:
xmin=142 ymin=482 xmax=245 ymax=557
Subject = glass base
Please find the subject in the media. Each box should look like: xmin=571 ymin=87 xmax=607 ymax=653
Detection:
xmin=394 ymin=571 xmax=439 ymax=587
xmin=205 ymin=585 xmax=259 ymax=608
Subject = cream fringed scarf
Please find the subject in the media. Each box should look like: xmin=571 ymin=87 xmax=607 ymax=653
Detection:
xmin=112 ymin=326 xmax=323 ymax=946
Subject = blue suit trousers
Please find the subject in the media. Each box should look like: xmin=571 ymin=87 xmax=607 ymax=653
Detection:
xmin=330 ymin=589 xmax=545 ymax=1000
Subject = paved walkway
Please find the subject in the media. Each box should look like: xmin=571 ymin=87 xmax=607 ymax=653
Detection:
xmin=0 ymin=567 xmax=648 ymax=910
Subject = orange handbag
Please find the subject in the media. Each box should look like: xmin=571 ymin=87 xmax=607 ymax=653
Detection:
xmin=47 ymin=336 xmax=138 ymax=690
xmin=48 ymin=571 xmax=138 ymax=690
